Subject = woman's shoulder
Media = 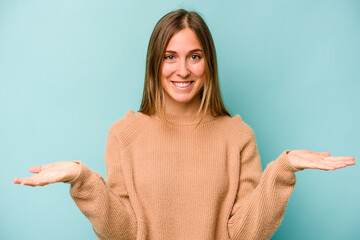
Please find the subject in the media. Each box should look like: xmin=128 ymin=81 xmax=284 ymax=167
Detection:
xmin=215 ymin=113 xmax=255 ymax=145
xmin=108 ymin=110 xmax=151 ymax=138
xmin=218 ymin=113 xmax=254 ymax=135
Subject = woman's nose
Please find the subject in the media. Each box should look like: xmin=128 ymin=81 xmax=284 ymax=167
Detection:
xmin=176 ymin=59 xmax=190 ymax=78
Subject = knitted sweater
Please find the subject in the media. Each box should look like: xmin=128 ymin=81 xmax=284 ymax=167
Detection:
xmin=68 ymin=110 xmax=299 ymax=240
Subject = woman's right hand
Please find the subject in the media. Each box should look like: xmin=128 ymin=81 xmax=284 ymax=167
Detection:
xmin=13 ymin=161 xmax=81 ymax=187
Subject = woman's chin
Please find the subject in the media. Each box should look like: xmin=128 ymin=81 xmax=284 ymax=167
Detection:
xmin=169 ymin=96 xmax=197 ymax=105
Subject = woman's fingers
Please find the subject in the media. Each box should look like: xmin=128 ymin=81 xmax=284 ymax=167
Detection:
xmin=20 ymin=177 xmax=41 ymax=187
xmin=310 ymin=156 xmax=355 ymax=171
xmin=13 ymin=176 xmax=41 ymax=186
xmin=323 ymin=156 xmax=355 ymax=161
xmin=317 ymin=152 xmax=331 ymax=157
xmin=306 ymin=161 xmax=342 ymax=171
xmin=288 ymin=150 xmax=355 ymax=171
xmin=28 ymin=163 xmax=53 ymax=173
xmin=14 ymin=161 xmax=81 ymax=186
xmin=305 ymin=160 xmax=336 ymax=170
xmin=322 ymin=157 xmax=355 ymax=168
xmin=12 ymin=178 xmax=22 ymax=184
xmin=28 ymin=165 xmax=42 ymax=173
xmin=14 ymin=173 xmax=57 ymax=186
xmin=14 ymin=163 xmax=55 ymax=185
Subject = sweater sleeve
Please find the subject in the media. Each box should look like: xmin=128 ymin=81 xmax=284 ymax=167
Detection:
xmin=68 ymin=131 xmax=137 ymax=240
xmin=227 ymin=128 xmax=300 ymax=240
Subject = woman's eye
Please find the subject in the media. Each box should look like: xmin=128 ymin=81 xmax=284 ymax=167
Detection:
xmin=190 ymin=55 xmax=201 ymax=60
xmin=164 ymin=55 xmax=175 ymax=60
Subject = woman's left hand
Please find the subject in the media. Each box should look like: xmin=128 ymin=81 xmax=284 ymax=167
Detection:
xmin=287 ymin=150 xmax=355 ymax=171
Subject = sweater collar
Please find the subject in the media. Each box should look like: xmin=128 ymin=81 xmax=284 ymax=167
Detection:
xmin=137 ymin=111 xmax=216 ymax=126
xmin=164 ymin=111 xmax=216 ymax=125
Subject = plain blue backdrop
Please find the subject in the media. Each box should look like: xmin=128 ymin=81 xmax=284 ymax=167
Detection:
xmin=1 ymin=0 xmax=359 ymax=239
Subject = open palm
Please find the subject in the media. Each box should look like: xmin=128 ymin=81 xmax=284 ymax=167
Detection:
xmin=288 ymin=150 xmax=355 ymax=171
xmin=13 ymin=161 xmax=80 ymax=186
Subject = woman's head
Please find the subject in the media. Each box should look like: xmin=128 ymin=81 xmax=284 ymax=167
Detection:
xmin=139 ymin=9 xmax=230 ymax=120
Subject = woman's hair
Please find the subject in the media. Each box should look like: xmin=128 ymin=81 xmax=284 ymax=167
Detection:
xmin=139 ymin=9 xmax=230 ymax=122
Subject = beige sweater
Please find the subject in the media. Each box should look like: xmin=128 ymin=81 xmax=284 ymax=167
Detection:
xmin=69 ymin=110 xmax=299 ymax=240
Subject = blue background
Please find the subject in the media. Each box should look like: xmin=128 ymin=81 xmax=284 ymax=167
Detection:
xmin=1 ymin=0 xmax=359 ymax=239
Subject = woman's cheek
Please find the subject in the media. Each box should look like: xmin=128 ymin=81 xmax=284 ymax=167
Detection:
xmin=161 ymin=63 xmax=175 ymax=78
xmin=193 ymin=62 xmax=206 ymax=78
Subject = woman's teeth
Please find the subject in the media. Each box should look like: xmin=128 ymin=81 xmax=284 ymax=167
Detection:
xmin=172 ymin=81 xmax=192 ymax=87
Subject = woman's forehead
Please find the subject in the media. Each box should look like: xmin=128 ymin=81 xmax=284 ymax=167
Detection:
xmin=165 ymin=28 xmax=202 ymax=52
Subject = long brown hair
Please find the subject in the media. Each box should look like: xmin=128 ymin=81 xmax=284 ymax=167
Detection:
xmin=139 ymin=9 xmax=230 ymax=122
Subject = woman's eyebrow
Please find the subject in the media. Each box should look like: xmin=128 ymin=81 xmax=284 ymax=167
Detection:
xmin=165 ymin=49 xmax=203 ymax=54
xmin=189 ymin=48 xmax=203 ymax=53
xmin=164 ymin=50 xmax=177 ymax=54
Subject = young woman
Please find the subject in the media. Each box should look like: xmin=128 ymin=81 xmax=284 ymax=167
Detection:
xmin=14 ymin=9 xmax=355 ymax=240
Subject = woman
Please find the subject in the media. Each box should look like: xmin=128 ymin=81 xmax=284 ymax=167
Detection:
xmin=13 ymin=9 xmax=355 ymax=240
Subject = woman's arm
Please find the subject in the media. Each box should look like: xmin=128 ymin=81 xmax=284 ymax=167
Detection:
xmin=68 ymin=131 xmax=138 ymax=239
xmin=227 ymin=130 xmax=355 ymax=240
xmin=13 ymin=131 xmax=138 ymax=240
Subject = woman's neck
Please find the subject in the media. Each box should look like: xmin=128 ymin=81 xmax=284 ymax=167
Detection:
xmin=163 ymin=95 xmax=202 ymax=116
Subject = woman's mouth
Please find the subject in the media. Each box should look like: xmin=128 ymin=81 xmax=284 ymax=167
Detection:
xmin=171 ymin=81 xmax=194 ymax=89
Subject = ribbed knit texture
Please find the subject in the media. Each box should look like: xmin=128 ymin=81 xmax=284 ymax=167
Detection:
xmin=68 ymin=110 xmax=300 ymax=240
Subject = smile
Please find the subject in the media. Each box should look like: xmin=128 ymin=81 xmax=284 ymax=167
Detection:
xmin=171 ymin=81 xmax=194 ymax=89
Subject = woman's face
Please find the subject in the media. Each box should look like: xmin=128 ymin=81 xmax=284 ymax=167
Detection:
xmin=161 ymin=28 xmax=206 ymax=111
